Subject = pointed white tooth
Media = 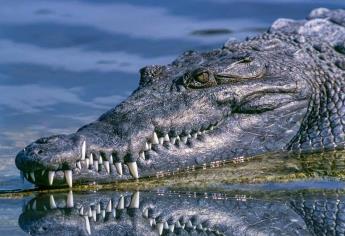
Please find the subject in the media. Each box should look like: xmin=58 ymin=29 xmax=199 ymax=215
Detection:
xmin=187 ymin=220 xmax=193 ymax=228
xmin=209 ymin=125 xmax=214 ymax=130
xmin=175 ymin=221 xmax=182 ymax=228
xmin=88 ymin=208 xmax=92 ymax=217
xmin=79 ymin=206 xmax=84 ymax=215
xmin=41 ymin=169 xmax=46 ymax=176
xmin=48 ymin=171 xmax=55 ymax=186
xmin=130 ymin=192 xmax=140 ymax=208
xmin=81 ymin=141 xmax=86 ymax=161
xmin=85 ymin=158 xmax=90 ymax=168
xmin=49 ymin=195 xmax=57 ymax=209
xmin=67 ymin=191 xmax=74 ymax=208
xmin=109 ymin=155 xmax=113 ymax=164
xmin=192 ymin=133 xmax=197 ymax=138
xmin=89 ymin=153 xmax=94 ymax=165
xmin=96 ymin=203 xmax=101 ymax=214
xmin=112 ymin=208 xmax=116 ymax=218
xmin=29 ymin=172 xmax=35 ymax=182
xmin=157 ymin=222 xmax=164 ymax=235
xmin=24 ymin=172 xmax=29 ymax=180
xmin=149 ymin=218 xmax=154 ymax=227
xmin=101 ymin=209 xmax=105 ymax=218
xmin=127 ymin=162 xmax=139 ymax=179
xmin=32 ymin=200 xmax=36 ymax=210
xmin=106 ymin=200 xmax=112 ymax=212
xmin=169 ymin=224 xmax=175 ymax=232
xmin=159 ymin=137 xmax=164 ymax=145
xmin=84 ymin=216 xmax=91 ymax=235
xmin=117 ymin=196 xmax=124 ymax=209
xmin=176 ymin=136 xmax=180 ymax=141
xmin=197 ymin=224 xmax=203 ymax=230
xmin=143 ymin=208 xmax=149 ymax=218
xmin=139 ymin=151 xmax=145 ymax=160
xmin=104 ymin=161 xmax=110 ymax=173
xmin=64 ymin=170 xmax=73 ymax=188
xmin=151 ymin=132 xmax=159 ymax=144
xmin=92 ymin=209 xmax=96 ymax=221
xmin=99 ymin=156 xmax=103 ymax=164
xmin=164 ymin=134 xmax=170 ymax=142
xmin=182 ymin=136 xmax=188 ymax=144
xmin=76 ymin=161 xmax=82 ymax=170
xmin=148 ymin=143 xmax=152 ymax=149
xmin=171 ymin=137 xmax=176 ymax=144
xmin=115 ymin=162 xmax=123 ymax=176
xmin=164 ymin=222 xmax=169 ymax=229
xmin=94 ymin=160 xmax=99 ymax=172
xmin=187 ymin=134 xmax=192 ymax=138
xmin=145 ymin=142 xmax=150 ymax=151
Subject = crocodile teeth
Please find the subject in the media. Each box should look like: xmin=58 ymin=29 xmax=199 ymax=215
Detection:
xmin=84 ymin=216 xmax=91 ymax=235
xmin=29 ymin=172 xmax=35 ymax=182
xmin=94 ymin=160 xmax=99 ymax=172
xmin=130 ymin=192 xmax=140 ymax=208
xmin=159 ymin=137 xmax=164 ymax=145
xmin=151 ymin=132 xmax=159 ymax=144
xmin=64 ymin=170 xmax=73 ymax=188
xmin=104 ymin=161 xmax=110 ymax=173
xmin=81 ymin=141 xmax=86 ymax=160
xmin=139 ymin=151 xmax=145 ymax=159
xmin=143 ymin=208 xmax=149 ymax=218
xmin=127 ymin=162 xmax=139 ymax=178
xmin=115 ymin=162 xmax=122 ymax=176
xmin=106 ymin=200 xmax=112 ymax=212
xmin=164 ymin=134 xmax=170 ymax=142
xmin=48 ymin=171 xmax=55 ymax=186
xmin=117 ymin=196 xmax=124 ymax=209
xmin=182 ymin=136 xmax=188 ymax=144
xmin=49 ymin=195 xmax=57 ymax=209
xmin=79 ymin=207 xmax=84 ymax=215
xmin=89 ymin=153 xmax=94 ymax=165
xmin=144 ymin=142 xmax=150 ymax=151
xmin=169 ymin=224 xmax=175 ymax=232
xmin=109 ymin=155 xmax=113 ymax=164
xmin=99 ymin=156 xmax=103 ymax=164
xmin=41 ymin=169 xmax=46 ymax=176
xmin=76 ymin=161 xmax=82 ymax=170
xmin=67 ymin=191 xmax=74 ymax=208
xmin=96 ymin=203 xmax=101 ymax=214
xmin=171 ymin=137 xmax=176 ymax=144
xmin=157 ymin=222 xmax=164 ymax=235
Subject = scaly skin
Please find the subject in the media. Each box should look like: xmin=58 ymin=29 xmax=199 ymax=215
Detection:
xmin=15 ymin=8 xmax=345 ymax=187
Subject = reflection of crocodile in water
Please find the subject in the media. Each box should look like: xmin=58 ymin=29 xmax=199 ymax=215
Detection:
xmin=15 ymin=8 xmax=345 ymax=187
xmin=19 ymin=189 xmax=345 ymax=235
xmin=19 ymin=191 xmax=312 ymax=235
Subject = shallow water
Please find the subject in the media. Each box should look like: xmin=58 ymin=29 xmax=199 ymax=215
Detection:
xmin=1 ymin=0 xmax=345 ymax=235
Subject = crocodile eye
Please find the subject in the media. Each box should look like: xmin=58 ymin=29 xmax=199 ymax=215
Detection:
xmin=184 ymin=69 xmax=217 ymax=89
xmin=194 ymin=71 xmax=209 ymax=83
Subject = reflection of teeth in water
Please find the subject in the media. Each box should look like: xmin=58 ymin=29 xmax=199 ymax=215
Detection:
xmin=25 ymin=191 xmax=225 ymax=236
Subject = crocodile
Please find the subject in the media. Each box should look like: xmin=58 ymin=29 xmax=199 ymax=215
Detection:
xmin=15 ymin=8 xmax=345 ymax=187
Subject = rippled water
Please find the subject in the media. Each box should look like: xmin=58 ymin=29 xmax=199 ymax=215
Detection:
xmin=1 ymin=0 xmax=345 ymax=235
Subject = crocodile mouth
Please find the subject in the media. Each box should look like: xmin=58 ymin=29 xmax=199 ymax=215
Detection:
xmin=18 ymin=116 xmax=226 ymax=188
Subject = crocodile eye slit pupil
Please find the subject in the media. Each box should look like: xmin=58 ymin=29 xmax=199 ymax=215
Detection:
xmin=195 ymin=72 xmax=209 ymax=83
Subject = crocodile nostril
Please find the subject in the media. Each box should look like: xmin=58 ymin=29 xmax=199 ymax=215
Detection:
xmin=38 ymin=150 xmax=43 ymax=154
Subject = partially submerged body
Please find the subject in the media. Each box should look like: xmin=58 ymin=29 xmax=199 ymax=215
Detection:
xmin=15 ymin=8 xmax=345 ymax=187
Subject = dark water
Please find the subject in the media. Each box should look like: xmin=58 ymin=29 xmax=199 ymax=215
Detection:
xmin=1 ymin=0 xmax=345 ymax=235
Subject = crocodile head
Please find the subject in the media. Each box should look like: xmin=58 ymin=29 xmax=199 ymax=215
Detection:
xmin=15 ymin=34 xmax=315 ymax=187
